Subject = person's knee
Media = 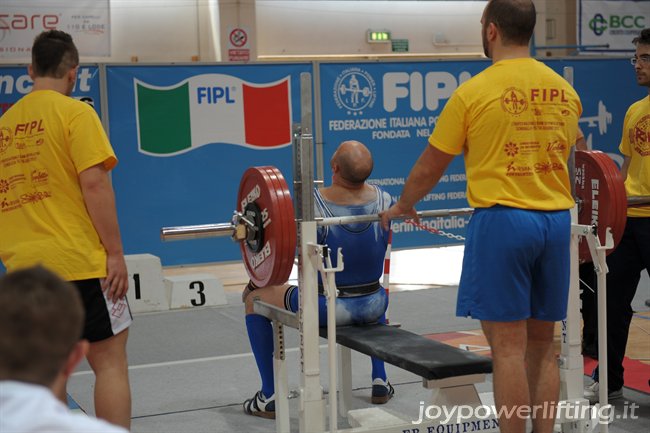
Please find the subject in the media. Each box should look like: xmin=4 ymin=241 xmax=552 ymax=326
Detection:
xmin=87 ymin=331 xmax=129 ymax=372
xmin=244 ymin=289 xmax=257 ymax=314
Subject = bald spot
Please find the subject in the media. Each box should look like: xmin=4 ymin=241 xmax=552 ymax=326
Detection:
xmin=333 ymin=140 xmax=373 ymax=184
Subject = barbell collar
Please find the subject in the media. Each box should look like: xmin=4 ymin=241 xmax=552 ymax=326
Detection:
xmin=161 ymin=223 xmax=236 ymax=241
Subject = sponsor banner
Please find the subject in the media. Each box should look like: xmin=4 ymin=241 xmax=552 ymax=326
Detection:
xmin=0 ymin=65 xmax=102 ymax=116
xmin=106 ymin=63 xmax=310 ymax=265
xmin=579 ymin=0 xmax=648 ymax=52
xmin=319 ymin=59 xmax=645 ymax=251
xmin=0 ymin=0 xmax=110 ymax=58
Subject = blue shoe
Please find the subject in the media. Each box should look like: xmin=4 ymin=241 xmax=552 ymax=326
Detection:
xmin=371 ymin=379 xmax=394 ymax=404
xmin=243 ymin=390 xmax=276 ymax=419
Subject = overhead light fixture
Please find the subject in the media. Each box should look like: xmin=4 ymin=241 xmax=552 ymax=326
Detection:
xmin=367 ymin=29 xmax=391 ymax=43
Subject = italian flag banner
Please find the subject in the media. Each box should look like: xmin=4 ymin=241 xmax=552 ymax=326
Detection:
xmin=135 ymin=74 xmax=292 ymax=156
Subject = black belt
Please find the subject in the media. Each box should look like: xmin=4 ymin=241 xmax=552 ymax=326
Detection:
xmin=318 ymin=281 xmax=381 ymax=297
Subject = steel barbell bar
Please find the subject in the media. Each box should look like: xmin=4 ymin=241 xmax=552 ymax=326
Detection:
xmin=161 ymin=195 xmax=650 ymax=242
xmin=160 ymin=208 xmax=476 ymax=242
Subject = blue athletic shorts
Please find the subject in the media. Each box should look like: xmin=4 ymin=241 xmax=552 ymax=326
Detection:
xmin=285 ymin=286 xmax=387 ymax=327
xmin=456 ymin=205 xmax=571 ymax=322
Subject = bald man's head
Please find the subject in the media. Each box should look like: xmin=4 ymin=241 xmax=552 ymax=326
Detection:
xmin=331 ymin=140 xmax=373 ymax=185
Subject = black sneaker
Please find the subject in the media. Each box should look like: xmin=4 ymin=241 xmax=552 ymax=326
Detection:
xmin=371 ymin=379 xmax=395 ymax=404
xmin=243 ymin=390 xmax=276 ymax=419
xmin=584 ymin=382 xmax=623 ymax=404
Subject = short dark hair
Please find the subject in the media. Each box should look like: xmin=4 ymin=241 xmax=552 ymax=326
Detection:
xmin=31 ymin=30 xmax=79 ymax=78
xmin=484 ymin=0 xmax=536 ymax=46
xmin=632 ymin=28 xmax=650 ymax=46
xmin=0 ymin=266 xmax=84 ymax=386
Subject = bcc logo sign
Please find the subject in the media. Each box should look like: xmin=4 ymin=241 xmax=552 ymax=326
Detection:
xmin=589 ymin=13 xmax=645 ymax=36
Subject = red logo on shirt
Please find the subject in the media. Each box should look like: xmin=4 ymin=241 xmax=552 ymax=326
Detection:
xmin=501 ymin=88 xmax=528 ymax=115
xmin=504 ymin=142 xmax=519 ymax=157
xmin=631 ymin=114 xmax=650 ymax=156
xmin=0 ymin=127 xmax=12 ymax=154
xmin=30 ymin=170 xmax=48 ymax=184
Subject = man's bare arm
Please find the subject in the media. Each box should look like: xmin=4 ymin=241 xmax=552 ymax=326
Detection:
xmin=380 ymin=145 xmax=455 ymax=230
xmin=79 ymin=164 xmax=128 ymax=302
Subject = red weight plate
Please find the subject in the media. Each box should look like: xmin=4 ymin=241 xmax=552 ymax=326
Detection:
xmin=594 ymin=151 xmax=627 ymax=254
xmin=261 ymin=166 xmax=296 ymax=285
xmin=262 ymin=166 xmax=296 ymax=285
xmin=237 ymin=167 xmax=281 ymax=287
xmin=257 ymin=167 xmax=288 ymax=287
xmin=259 ymin=168 xmax=288 ymax=287
xmin=590 ymin=151 xmax=626 ymax=260
xmin=575 ymin=150 xmax=626 ymax=263
xmin=237 ymin=166 xmax=295 ymax=287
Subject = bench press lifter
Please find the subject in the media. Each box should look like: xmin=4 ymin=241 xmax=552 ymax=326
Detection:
xmin=381 ymin=1 xmax=582 ymax=433
xmin=242 ymin=140 xmax=394 ymax=419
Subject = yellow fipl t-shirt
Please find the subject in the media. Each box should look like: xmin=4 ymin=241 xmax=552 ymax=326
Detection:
xmin=429 ymin=57 xmax=582 ymax=210
xmin=619 ymin=96 xmax=650 ymax=218
xmin=0 ymin=90 xmax=117 ymax=281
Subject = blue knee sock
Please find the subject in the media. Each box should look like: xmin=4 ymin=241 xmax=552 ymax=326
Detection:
xmin=246 ymin=314 xmax=275 ymax=397
xmin=371 ymin=313 xmax=387 ymax=381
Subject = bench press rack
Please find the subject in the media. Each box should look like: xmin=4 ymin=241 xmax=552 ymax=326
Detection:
xmin=259 ymin=71 xmax=613 ymax=433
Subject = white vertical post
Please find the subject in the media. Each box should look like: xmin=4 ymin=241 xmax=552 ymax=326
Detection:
xmin=337 ymin=346 xmax=353 ymax=416
xmin=561 ymin=207 xmax=586 ymax=402
xmin=595 ymin=246 xmax=609 ymax=433
xmin=299 ymin=222 xmax=325 ymax=433
xmin=274 ymin=323 xmax=290 ymax=433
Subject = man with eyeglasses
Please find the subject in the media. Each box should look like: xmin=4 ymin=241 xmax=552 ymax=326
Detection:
xmin=584 ymin=28 xmax=650 ymax=403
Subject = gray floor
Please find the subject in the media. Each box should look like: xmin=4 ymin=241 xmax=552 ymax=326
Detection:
xmin=68 ymin=280 xmax=650 ymax=433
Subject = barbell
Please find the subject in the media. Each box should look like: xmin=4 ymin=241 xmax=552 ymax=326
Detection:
xmin=161 ymin=151 xmax=650 ymax=287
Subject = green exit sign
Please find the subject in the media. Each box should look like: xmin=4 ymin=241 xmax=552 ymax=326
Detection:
xmin=367 ymin=30 xmax=391 ymax=43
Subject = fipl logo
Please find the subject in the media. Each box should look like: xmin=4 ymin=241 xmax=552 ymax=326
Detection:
xmin=333 ymin=67 xmax=376 ymax=116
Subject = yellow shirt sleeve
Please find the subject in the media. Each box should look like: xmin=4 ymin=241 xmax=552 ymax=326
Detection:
xmin=428 ymin=92 xmax=467 ymax=156
xmin=69 ymin=106 xmax=117 ymax=174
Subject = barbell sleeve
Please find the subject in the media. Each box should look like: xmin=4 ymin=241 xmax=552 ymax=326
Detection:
xmin=161 ymin=223 xmax=236 ymax=241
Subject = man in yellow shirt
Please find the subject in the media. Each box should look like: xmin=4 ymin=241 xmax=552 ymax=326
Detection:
xmin=0 ymin=31 xmax=131 ymax=428
xmin=584 ymin=28 xmax=650 ymax=403
xmin=381 ymin=1 xmax=581 ymax=432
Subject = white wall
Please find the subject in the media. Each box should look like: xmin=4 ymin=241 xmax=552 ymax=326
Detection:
xmin=255 ymin=1 xmax=487 ymax=58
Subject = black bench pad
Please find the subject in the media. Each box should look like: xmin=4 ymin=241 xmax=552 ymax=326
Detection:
xmin=319 ymin=324 xmax=492 ymax=381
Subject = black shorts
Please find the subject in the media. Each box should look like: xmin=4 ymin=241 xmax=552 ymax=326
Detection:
xmin=72 ymin=278 xmax=133 ymax=343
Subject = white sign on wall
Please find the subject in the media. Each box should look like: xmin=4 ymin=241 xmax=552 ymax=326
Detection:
xmin=227 ymin=27 xmax=250 ymax=62
xmin=579 ymin=0 xmax=648 ymax=52
xmin=0 ymin=0 xmax=110 ymax=58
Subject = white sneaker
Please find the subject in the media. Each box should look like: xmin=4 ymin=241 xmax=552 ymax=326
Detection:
xmin=584 ymin=381 xmax=623 ymax=404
